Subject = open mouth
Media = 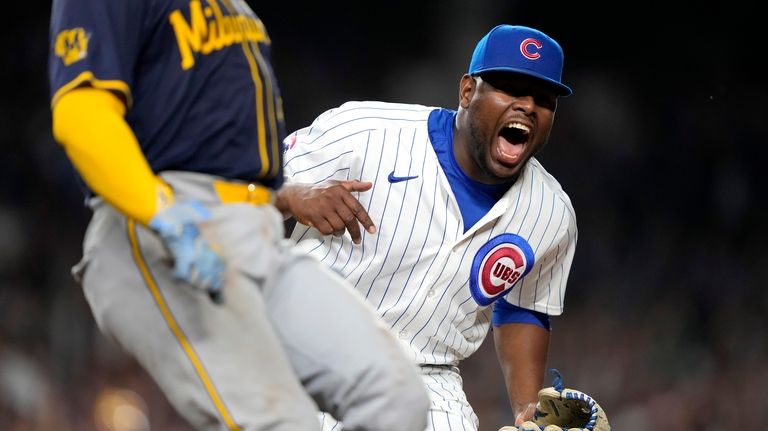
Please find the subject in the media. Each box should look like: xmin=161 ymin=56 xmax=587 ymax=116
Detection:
xmin=495 ymin=122 xmax=530 ymax=166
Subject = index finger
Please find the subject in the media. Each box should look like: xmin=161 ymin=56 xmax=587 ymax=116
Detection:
xmin=340 ymin=180 xmax=373 ymax=193
xmin=342 ymin=193 xmax=376 ymax=235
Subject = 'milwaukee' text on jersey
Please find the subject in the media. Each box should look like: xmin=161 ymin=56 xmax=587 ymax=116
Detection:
xmin=168 ymin=0 xmax=270 ymax=70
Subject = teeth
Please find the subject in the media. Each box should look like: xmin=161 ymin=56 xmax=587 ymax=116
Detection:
xmin=505 ymin=122 xmax=530 ymax=134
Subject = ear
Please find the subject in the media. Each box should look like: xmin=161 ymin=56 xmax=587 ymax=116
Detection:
xmin=459 ymin=74 xmax=475 ymax=109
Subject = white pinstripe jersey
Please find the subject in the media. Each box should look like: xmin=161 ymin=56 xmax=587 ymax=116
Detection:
xmin=284 ymin=101 xmax=577 ymax=366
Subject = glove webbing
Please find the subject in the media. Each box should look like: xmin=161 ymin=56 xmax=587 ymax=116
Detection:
xmin=541 ymin=369 xmax=599 ymax=431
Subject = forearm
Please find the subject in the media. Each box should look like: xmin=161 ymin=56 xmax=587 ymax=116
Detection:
xmin=52 ymin=87 xmax=171 ymax=224
xmin=493 ymin=322 xmax=550 ymax=420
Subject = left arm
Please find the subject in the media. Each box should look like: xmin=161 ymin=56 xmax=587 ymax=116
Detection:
xmin=492 ymin=178 xmax=577 ymax=426
xmin=493 ymin=322 xmax=550 ymax=424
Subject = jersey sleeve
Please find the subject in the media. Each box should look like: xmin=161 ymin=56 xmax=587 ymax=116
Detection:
xmin=282 ymin=106 xmax=365 ymax=184
xmin=492 ymin=299 xmax=551 ymax=330
xmin=49 ymin=0 xmax=147 ymax=107
xmin=504 ymin=201 xmax=578 ymax=316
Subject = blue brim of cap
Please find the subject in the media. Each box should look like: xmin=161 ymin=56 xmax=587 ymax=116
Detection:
xmin=475 ymin=67 xmax=573 ymax=96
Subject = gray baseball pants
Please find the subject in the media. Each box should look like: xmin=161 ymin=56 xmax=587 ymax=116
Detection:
xmin=73 ymin=171 xmax=429 ymax=431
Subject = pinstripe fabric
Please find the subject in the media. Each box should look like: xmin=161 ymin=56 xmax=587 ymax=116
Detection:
xmin=284 ymin=101 xmax=576 ymax=368
xmin=318 ymin=367 xmax=478 ymax=431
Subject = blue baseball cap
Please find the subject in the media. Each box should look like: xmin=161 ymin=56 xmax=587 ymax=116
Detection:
xmin=468 ymin=25 xmax=572 ymax=96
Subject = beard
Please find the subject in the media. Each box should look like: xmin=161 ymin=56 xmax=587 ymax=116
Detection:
xmin=466 ymin=115 xmax=509 ymax=183
xmin=465 ymin=113 xmax=552 ymax=184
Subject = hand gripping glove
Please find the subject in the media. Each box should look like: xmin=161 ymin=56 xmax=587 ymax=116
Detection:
xmin=497 ymin=370 xmax=610 ymax=431
xmin=149 ymin=200 xmax=225 ymax=303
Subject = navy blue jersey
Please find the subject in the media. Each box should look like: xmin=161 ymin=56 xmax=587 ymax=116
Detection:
xmin=49 ymin=0 xmax=285 ymax=189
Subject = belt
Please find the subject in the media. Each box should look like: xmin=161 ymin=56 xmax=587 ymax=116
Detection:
xmin=212 ymin=180 xmax=274 ymax=205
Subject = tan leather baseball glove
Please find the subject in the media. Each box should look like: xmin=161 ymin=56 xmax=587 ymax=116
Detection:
xmin=498 ymin=370 xmax=610 ymax=431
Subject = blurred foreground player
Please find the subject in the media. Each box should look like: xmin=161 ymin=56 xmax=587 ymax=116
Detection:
xmin=48 ymin=0 xmax=429 ymax=429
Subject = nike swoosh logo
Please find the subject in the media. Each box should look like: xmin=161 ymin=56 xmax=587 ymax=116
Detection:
xmin=388 ymin=171 xmax=419 ymax=183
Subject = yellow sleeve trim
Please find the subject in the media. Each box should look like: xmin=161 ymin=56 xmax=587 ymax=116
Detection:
xmin=51 ymin=71 xmax=133 ymax=109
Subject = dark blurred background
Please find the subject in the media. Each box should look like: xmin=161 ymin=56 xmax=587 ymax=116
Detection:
xmin=2 ymin=1 xmax=766 ymax=430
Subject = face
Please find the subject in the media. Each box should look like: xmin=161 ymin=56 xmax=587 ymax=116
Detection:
xmin=456 ymin=71 xmax=559 ymax=184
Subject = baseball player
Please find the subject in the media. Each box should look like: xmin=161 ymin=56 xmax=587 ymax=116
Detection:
xmin=277 ymin=24 xmax=576 ymax=430
xmin=47 ymin=0 xmax=430 ymax=430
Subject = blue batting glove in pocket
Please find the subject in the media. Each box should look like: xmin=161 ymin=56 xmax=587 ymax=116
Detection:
xmin=149 ymin=200 xmax=225 ymax=303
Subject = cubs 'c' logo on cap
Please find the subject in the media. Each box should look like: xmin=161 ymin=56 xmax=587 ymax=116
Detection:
xmin=520 ymin=38 xmax=543 ymax=60
xmin=469 ymin=233 xmax=535 ymax=306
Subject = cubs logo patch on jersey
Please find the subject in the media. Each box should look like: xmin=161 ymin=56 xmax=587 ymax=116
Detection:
xmin=469 ymin=233 xmax=535 ymax=306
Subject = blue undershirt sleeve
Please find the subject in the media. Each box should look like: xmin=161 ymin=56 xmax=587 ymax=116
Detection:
xmin=492 ymin=298 xmax=551 ymax=330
